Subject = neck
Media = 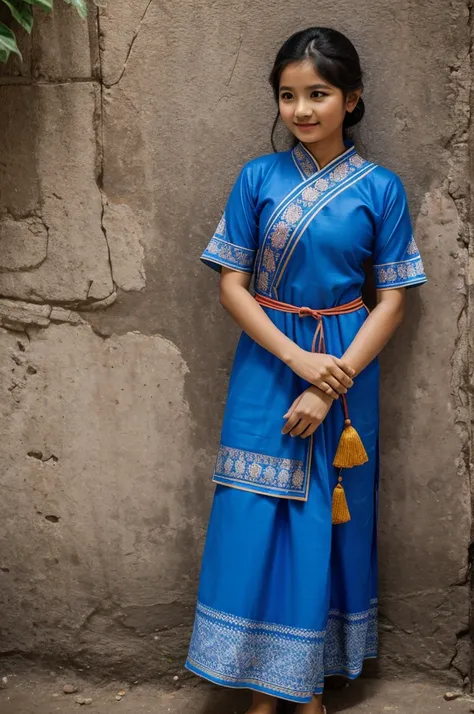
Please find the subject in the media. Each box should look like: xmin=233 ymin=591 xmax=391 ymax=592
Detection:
xmin=303 ymin=133 xmax=347 ymax=170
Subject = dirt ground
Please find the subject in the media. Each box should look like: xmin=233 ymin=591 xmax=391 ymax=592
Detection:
xmin=0 ymin=662 xmax=472 ymax=714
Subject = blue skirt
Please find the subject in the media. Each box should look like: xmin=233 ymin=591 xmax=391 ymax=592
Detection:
xmin=185 ymin=390 xmax=379 ymax=702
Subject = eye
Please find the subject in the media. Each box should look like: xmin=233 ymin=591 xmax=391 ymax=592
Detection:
xmin=280 ymin=92 xmax=293 ymax=101
xmin=311 ymin=91 xmax=327 ymax=99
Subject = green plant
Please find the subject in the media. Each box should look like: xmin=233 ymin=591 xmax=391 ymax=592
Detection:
xmin=0 ymin=0 xmax=87 ymax=62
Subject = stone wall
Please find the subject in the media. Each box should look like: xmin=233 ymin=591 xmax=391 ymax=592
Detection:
xmin=0 ymin=0 xmax=471 ymax=688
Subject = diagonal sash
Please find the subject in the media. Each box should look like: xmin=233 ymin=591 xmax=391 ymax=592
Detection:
xmin=255 ymin=147 xmax=376 ymax=299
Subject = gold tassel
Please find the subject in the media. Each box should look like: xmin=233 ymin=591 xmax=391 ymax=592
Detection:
xmin=333 ymin=418 xmax=369 ymax=469
xmin=332 ymin=476 xmax=351 ymax=525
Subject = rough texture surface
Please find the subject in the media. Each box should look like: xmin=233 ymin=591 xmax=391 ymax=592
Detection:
xmin=0 ymin=663 xmax=472 ymax=714
xmin=0 ymin=0 xmax=472 ymax=691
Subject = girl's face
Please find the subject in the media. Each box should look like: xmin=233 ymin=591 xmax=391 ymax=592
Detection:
xmin=278 ymin=60 xmax=361 ymax=145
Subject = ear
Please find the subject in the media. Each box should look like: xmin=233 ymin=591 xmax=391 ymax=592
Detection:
xmin=346 ymin=89 xmax=362 ymax=114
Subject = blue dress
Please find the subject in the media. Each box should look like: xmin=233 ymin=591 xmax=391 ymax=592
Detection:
xmin=185 ymin=142 xmax=426 ymax=702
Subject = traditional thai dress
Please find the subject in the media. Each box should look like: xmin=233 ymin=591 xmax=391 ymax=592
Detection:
xmin=185 ymin=141 xmax=426 ymax=702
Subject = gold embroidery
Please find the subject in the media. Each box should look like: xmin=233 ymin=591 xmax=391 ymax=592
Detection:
xmin=262 ymin=247 xmax=276 ymax=271
xmin=214 ymin=445 xmax=305 ymax=493
xmin=257 ymin=271 xmax=269 ymax=292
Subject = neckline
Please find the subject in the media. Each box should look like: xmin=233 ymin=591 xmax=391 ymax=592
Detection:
xmin=292 ymin=141 xmax=357 ymax=179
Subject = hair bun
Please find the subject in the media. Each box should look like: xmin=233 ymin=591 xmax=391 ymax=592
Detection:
xmin=344 ymin=97 xmax=365 ymax=129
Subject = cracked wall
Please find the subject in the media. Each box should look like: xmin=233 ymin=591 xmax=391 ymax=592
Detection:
xmin=0 ymin=0 xmax=472 ymax=687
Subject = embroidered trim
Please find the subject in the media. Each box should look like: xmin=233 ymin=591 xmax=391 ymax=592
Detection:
xmin=187 ymin=602 xmax=324 ymax=701
xmin=213 ymin=445 xmax=306 ymax=496
xmin=293 ymin=143 xmax=319 ymax=179
xmin=186 ymin=601 xmax=378 ymax=702
xmin=374 ymin=256 xmax=426 ymax=289
xmin=406 ymin=235 xmax=418 ymax=255
xmin=324 ymin=600 xmax=378 ymax=676
xmin=256 ymin=152 xmax=373 ymax=296
xmin=201 ymin=236 xmax=256 ymax=273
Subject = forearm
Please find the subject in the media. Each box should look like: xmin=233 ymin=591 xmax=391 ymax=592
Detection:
xmin=219 ymin=280 xmax=298 ymax=365
xmin=342 ymin=293 xmax=405 ymax=376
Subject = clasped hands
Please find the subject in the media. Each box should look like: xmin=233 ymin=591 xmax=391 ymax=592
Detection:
xmin=282 ymin=349 xmax=356 ymax=439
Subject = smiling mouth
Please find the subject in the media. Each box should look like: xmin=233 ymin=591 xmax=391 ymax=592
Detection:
xmin=294 ymin=122 xmax=319 ymax=127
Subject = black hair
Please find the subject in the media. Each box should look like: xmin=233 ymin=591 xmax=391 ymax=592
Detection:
xmin=269 ymin=27 xmax=365 ymax=150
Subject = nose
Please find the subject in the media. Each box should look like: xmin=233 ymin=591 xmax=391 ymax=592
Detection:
xmin=295 ymin=99 xmax=312 ymax=119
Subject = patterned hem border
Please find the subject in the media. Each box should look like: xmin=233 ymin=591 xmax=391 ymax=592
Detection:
xmin=374 ymin=255 xmax=426 ymax=289
xmin=213 ymin=443 xmax=309 ymax=499
xmin=185 ymin=658 xmax=315 ymax=703
xmin=185 ymin=652 xmax=378 ymax=703
xmin=201 ymin=254 xmax=254 ymax=274
xmin=376 ymin=275 xmax=428 ymax=290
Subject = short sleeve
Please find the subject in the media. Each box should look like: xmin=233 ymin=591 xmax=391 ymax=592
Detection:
xmin=373 ymin=175 xmax=427 ymax=290
xmin=201 ymin=164 xmax=258 ymax=274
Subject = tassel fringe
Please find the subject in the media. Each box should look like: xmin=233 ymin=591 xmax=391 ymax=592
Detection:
xmin=333 ymin=419 xmax=369 ymax=469
xmin=332 ymin=479 xmax=351 ymax=525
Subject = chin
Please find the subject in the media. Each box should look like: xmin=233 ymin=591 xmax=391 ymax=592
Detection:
xmin=294 ymin=129 xmax=323 ymax=142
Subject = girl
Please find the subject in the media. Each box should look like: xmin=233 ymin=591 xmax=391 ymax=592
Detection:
xmin=186 ymin=27 xmax=426 ymax=714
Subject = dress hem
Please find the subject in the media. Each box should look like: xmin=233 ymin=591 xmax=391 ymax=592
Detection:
xmin=185 ymin=653 xmax=378 ymax=704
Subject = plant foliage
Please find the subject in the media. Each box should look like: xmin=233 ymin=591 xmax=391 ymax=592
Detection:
xmin=0 ymin=0 xmax=87 ymax=62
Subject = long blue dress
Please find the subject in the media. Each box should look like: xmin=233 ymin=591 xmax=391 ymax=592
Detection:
xmin=185 ymin=141 xmax=426 ymax=702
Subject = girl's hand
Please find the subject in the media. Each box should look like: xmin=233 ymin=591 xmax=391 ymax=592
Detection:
xmin=282 ymin=387 xmax=334 ymax=438
xmin=287 ymin=348 xmax=355 ymax=399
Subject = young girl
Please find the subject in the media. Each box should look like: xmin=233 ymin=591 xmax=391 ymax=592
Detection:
xmin=186 ymin=27 xmax=426 ymax=714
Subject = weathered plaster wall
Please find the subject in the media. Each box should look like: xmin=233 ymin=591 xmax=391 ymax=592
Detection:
xmin=0 ymin=0 xmax=471 ymax=688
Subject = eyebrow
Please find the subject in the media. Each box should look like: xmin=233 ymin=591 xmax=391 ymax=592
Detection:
xmin=279 ymin=83 xmax=330 ymax=91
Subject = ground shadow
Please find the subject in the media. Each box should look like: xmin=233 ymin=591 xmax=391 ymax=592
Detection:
xmin=194 ymin=676 xmax=383 ymax=714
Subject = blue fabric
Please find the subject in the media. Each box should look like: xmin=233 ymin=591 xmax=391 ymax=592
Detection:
xmin=186 ymin=143 xmax=426 ymax=702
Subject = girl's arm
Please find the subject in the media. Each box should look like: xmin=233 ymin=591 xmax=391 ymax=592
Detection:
xmin=219 ymin=268 xmax=355 ymax=398
xmin=281 ymin=287 xmax=406 ymax=436
xmin=342 ymin=287 xmax=406 ymax=375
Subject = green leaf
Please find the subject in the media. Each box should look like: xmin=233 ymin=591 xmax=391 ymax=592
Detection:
xmin=63 ymin=0 xmax=87 ymax=19
xmin=1 ymin=0 xmax=34 ymax=33
xmin=0 ymin=46 xmax=11 ymax=62
xmin=0 ymin=21 xmax=21 ymax=59
xmin=22 ymin=0 xmax=53 ymax=11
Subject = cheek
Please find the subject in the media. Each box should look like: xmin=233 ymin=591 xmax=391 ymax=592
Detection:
xmin=321 ymin=98 xmax=346 ymax=120
xmin=279 ymin=103 xmax=294 ymax=124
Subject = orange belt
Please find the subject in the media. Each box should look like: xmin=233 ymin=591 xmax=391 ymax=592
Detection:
xmin=255 ymin=292 xmax=368 ymax=525
xmin=255 ymin=294 xmax=365 ymax=354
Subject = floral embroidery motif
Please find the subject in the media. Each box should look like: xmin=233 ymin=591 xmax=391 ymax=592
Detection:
xmin=270 ymin=222 xmax=290 ymax=248
xmin=202 ymin=235 xmax=255 ymax=273
xmin=293 ymin=143 xmax=319 ymax=179
xmin=256 ymin=149 xmax=373 ymax=295
xmin=375 ymin=257 xmax=426 ymax=289
xmin=284 ymin=204 xmax=304 ymax=224
xmin=216 ymin=215 xmax=226 ymax=238
xmin=302 ymin=186 xmax=320 ymax=203
xmin=214 ymin=445 xmax=306 ymax=495
xmin=201 ymin=212 xmax=257 ymax=273
xmin=349 ymin=154 xmax=365 ymax=168
xmin=186 ymin=601 xmax=377 ymax=701
xmin=330 ymin=163 xmax=349 ymax=182
xmin=406 ymin=236 xmax=418 ymax=255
